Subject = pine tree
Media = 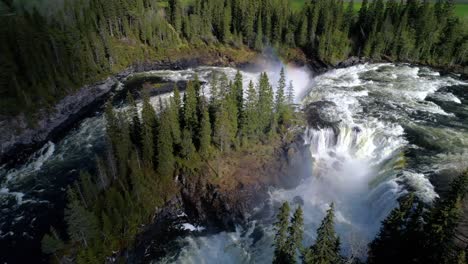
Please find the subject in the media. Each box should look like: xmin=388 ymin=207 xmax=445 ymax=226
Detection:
xmin=275 ymin=67 xmax=286 ymax=124
xmin=183 ymin=81 xmax=198 ymax=134
xmin=168 ymin=96 xmax=182 ymax=145
xmin=104 ymin=101 xmax=119 ymax=148
xmin=64 ymin=187 xmax=99 ymax=248
xmin=273 ymin=202 xmax=291 ymax=264
xmin=168 ymin=0 xmax=182 ymax=33
xmin=141 ymin=91 xmax=157 ymax=166
xmin=126 ymin=91 xmax=142 ymax=149
xmin=285 ymin=206 xmax=304 ymax=263
xmin=257 ymin=72 xmax=274 ymax=135
xmin=368 ymin=194 xmax=419 ymax=264
xmin=179 ymin=128 xmax=200 ymax=171
xmin=41 ymin=227 xmax=64 ymax=262
xmin=287 ymin=81 xmax=294 ymax=105
xmin=423 ymin=172 xmax=468 ymax=264
xmin=233 ymin=70 xmax=244 ymax=123
xmin=157 ymin=108 xmax=175 ymax=178
xmin=241 ymin=80 xmax=259 ymax=142
xmin=198 ymin=100 xmax=212 ymax=158
xmin=304 ymin=203 xmax=341 ymax=264
xmin=254 ymin=14 xmax=263 ymax=51
xmin=222 ymin=1 xmax=232 ymax=42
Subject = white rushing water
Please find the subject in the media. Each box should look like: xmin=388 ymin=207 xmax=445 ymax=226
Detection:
xmin=155 ymin=63 xmax=468 ymax=263
xmin=0 ymin=62 xmax=466 ymax=263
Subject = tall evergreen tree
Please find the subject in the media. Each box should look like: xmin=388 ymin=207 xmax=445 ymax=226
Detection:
xmin=273 ymin=202 xmax=291 ymax=264
xmin=141 ymin=91 xmax=157 ymax=166
xmin=183 ymin=81 xmax=198 ymax=134
xmin=64 ymin=187 xmax=99 ymax=248
xmin=198 ymin=100 xmax=212 ymax=158
xmin=157 ymin=108 xmax=175 ymax=178
xmin=304 ymin=203 xmax=341 ymax=264
xmin=285 ymin=206 xmax=304 ymax=263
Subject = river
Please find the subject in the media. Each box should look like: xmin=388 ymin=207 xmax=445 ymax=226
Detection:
xmin=0 ymin=63 xmax=467 ymax=263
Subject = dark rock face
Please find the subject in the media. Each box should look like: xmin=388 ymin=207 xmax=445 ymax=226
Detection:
xmin=127 ymin=135 xmax=312 ymax=263
xmin=0 ymin=77 xmax=117 ymax=165
xmin=336 ymin=56 xmax=371 ymax=68
xmin=0 ymin=56 xmax=254 ymax=167
xmin=305 ymin=101 xmax=342 ymax=129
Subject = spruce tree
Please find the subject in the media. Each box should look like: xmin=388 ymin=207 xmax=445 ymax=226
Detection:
xmin=198 ymin=100 xmax=212 ymax=158
xmin=157 ymin=108 xmax=175 ymax=178
xmin=126 ymin=92 xmax=142 ymax=149
xmin=179 ymin=128 xmax=200 ymax=171
xmin=141 ymin=91 xmax=157 ymax=166
xmin=254 ymin=14 xmax=263 ymax=51
xmin=273 ymin=202 xmax=291 ymax=264
xmin=304 ymin=203 xmax=341 ymax=264
xmin=275 ymin=67 xmax=286 ymax=124
xmin=286 ymin=206 xmax=304 ymax=263
xmin=168 ymin=96 xmax=182 ymax=145
xmin=233 ymin=70 xmax=244 ymax=122
xmin=64 ymin=187 xmax=99 ymax=248
xmin=423 ymin=172 xmax=468 ymax=264
xmin=41 ymin=227 xmax=64 ymax=262
xmin=258 ymin=72 xmax=274 ymax=134
xmin=183 ymin=81 xmax=198 ymax=134
xmin=368 ymin=194 xmax=419 ymax=264
xmin=241 ymin=80 xmax=259 ymax=142
xmin=287 ymin=81 xmax=294 ymax=105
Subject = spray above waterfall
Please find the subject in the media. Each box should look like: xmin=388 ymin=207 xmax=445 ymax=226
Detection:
xmin=155 ymin=63 xmax=467 ymax=263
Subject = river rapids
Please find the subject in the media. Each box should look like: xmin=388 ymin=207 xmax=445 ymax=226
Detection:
xmin=0 ymin=63 xmax=467 ymax=263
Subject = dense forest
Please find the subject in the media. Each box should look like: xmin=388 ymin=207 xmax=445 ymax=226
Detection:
xmin=272 ymin=171 xmax=468 ymax=264
xmin=40 ymin=69 xmax=297 ymax=263
xmin=0 ymin=0 xmax=467 ymax=116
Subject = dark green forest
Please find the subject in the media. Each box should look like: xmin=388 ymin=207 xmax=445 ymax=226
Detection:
xmin=272 ymin=171 xmax=468 ymax=264
xmin=1 ymin=0 xmax=467 ymax=116
xmin=41 ymin=69 xmax=297 ymax=263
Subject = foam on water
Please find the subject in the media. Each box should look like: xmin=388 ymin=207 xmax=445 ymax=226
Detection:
xmin=156 ymin=63 xmax=468 ymax=263
xmin=4 ymin=141 xmax=55 ymax=183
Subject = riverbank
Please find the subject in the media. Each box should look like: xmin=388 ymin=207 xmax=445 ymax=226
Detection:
xmin=0 ymin=45 xmax=262 ymax=167
xmin=2 ymin=44 xmax=466 ymax=168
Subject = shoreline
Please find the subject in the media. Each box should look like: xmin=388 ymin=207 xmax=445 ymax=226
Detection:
xmin=1 ymin=49 xmax=466 ymax=170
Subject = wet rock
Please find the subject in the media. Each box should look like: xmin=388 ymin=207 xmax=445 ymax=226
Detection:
xmin=305 ymin=101 xmax=342 ymax=129
xmin=353 ymin=126 xmax=362 ymax=133
xmin=336 ymin=56 xmax=372 ymax=68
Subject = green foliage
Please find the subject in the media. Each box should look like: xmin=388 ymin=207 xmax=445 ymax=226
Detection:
xmin=141 ymin=91 xmax=158 ymax=166
xmin=183 ymin=81 xmax=198 ymax=134
xmin=41 ymin=227 xmax=64 ymax=256
xmin=2 ymin=0 xmax=466 ymax=117
xmin=286 ymin=206 xmax=304 ymax=263
xmin=304 ymin=203 xmax=341 ymax=264
xmin=369 ymin=171 xmax=468 ymax=264
xmin=157 ymin=107 xmax=175 ymax=178
xmin=53 ymin=70 xmax=293 ymax=262
xmin=273 ymin=202 xmax=291 ymax=264
xmin=64 ymin=187 xmax=99 ymax=248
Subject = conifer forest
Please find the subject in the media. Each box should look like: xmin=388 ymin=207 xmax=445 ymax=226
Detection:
xmin=0 ymin=0 xmax=467 ymax=264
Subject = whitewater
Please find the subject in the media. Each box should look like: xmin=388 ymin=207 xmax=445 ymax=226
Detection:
xmin=155 ymin=63 xmax=468 ymax=263
xmin=0 ymin=62 xmax=466 ymax=263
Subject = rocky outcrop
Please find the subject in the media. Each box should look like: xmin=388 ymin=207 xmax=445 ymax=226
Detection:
xmin=0 ymin=77 xmax=118 ymax=165
xmin=0 ymin=53 xmax=258 ymax=167
xmin=305 ymin=101 xmax=342 ymax=130
xmin=127 ymin=135 xmax=312 ymax=263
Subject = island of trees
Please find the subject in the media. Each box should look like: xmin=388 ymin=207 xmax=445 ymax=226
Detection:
xmin=1 ymin=0 xmax=466 ymax=117
xmin=41 ymin=69 xmax=297 ymax=263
